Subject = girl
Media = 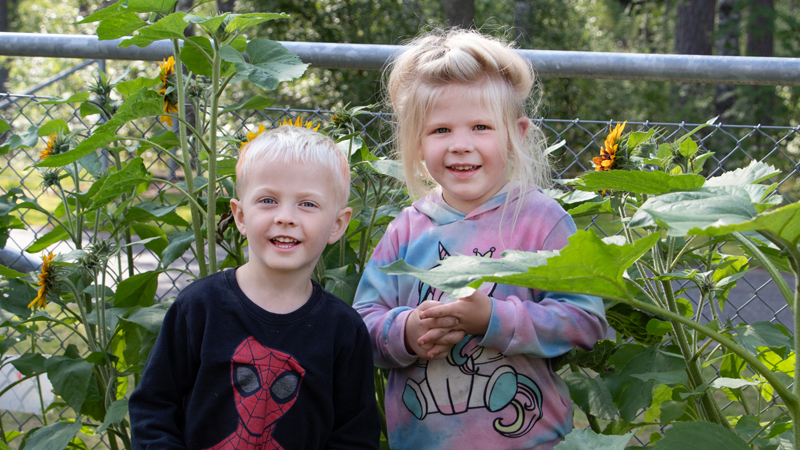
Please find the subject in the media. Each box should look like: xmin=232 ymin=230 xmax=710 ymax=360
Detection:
xmin=353 ymin=30 xmax=608 ymax=450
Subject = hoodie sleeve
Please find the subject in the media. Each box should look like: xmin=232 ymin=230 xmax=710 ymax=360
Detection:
xmin=353 ymin=223 xmax=418 ymax=369
xmin=478 ymin=214 xmax=608 ymax=358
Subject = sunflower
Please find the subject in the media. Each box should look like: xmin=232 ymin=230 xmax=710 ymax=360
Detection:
xmin=158 ymin=56 xmax=179 ymax=126
xmin=280 ymin=117 xmax=320 ymax=131
xmin=28 ymin=252 xmax=56 ymax=309
xmin=593 ymin=121 xmax=627 ymax=172
xmin=239 ymin=124 xmax=267 ymax=152
xmin=39 ymin=134 xmax=58 ymax=160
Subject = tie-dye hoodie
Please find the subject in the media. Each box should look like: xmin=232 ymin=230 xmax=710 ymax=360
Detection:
xmin=353 ymin=184 xmax=608 ymax=450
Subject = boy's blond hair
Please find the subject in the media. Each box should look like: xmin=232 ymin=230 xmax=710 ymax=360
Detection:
xmin=235 ymin=125 xmax=351 ymax=208
xmin=386 ymin=29 xmax=549 ymax=201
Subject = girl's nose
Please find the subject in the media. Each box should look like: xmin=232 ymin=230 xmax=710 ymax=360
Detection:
xmin=448 ymin=134 xmax=474 ymax=153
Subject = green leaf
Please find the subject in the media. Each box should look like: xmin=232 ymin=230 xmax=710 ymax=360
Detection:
xmin=627 ymin=129 xmax=655 ymax=149
xmin=11 ymin=353 xmax=47 ymax=377
xmin=222 ymin=39 xmax=308 ymax=91
xmin=0 ymin=278 xmax=35 ymax=319
xmin=97 ymin=399 xmax=128 ymax=433
xmin=566 ymin=199 xmax=613 ymax=217
xmin=576 ymin=170 xmax=705 ymax=195
xmin=122 ymin=202 xmax=189 ymax=227
xmin=161 ymin=231 xmax=195 ymax=268
xmin=87 ymin=158 xmax=151 ymax=210
xmin=37 ymin=92 xmax=91 ymax=104
xmin=123 ymin=302 xmax=170 ymax=334
xmin=79 ymin=102 xmax=105 ymax=118
xmin=732 ymin=322 xmax=792 ymax=357
xmin=224 ymin=13 xmax=288 ymax=33
xmin=181 ymin=36 xmax=214 ymax=77
xmin=678 ymin=138 xmax=698 ymax=157
xmin=23 ymin=420 xmax=83 ymax=450
xmin=369 ymin=160 xmax=405 ymax=183
xmin=709 ymin=378 xmax=759 ymax=390
xmin=704 ymin=160 xmax=780 ymax=187
xmin=1 ymin=125 xmax=39 ymax=153
xmin=686 ymin=201 xmax=800 ymax=246
xmin=116 ymin=76 xmax=160 ymax=98
xmin=0 ymin=265 xmax=26 ymax=279
xmin=629 ymin=187 xmax=758 ymax=236
xmin=630 ymin=370 xmax=688 ymax=385
xmin=131 ymin=223 xmax=168 ymax=256
xmin=0 ymin=118 xmax=9 ymax=134
xmin=659 ymin=400 xmax=688 ymax=423
xmin=382 ymin=231 xmax=659 ymax=300
xmin=136 ymin=129 xmax=181 ymax=152
xmin=653 ymin=421 xmax=750 ymax=450
xmin=119 ymin=12 xmax=189 ymax=48
xmin=96 ymin=12 xmax=147 ymax=40
xmin=78 ymin=151 xmax=103 ymax=179
xmin=114 ymin=271 xmax=160 ymax=308
xmin=77 ymin=0 xmax=178 ymax=23
xmin=553 ymin=429 xmax=634 ymax=450
xmin=220 ymin=96 xmax=275 ymax=113
xmin=563 ymin=372 xmax=618 ymax=420
xmin=37 ymin=120 xmax=69 ymax=137
xmin=26 ymin=226 xmax=70 ymax=253
xmin=45 ymin=351 xmax=94 ymax=412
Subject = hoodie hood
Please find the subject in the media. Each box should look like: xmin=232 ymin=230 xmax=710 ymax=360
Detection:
xmin=413 ymin=182 xmax=540 ymax=226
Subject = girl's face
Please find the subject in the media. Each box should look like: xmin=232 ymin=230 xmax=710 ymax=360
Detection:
xmin=419 ymin=84 xmax=520 ymax=214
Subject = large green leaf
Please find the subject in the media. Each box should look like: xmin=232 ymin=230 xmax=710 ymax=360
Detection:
xmin=11 ymin=353 xmax=47 ymax=377
xmin=221 ymin=39 xmax=308 ymax=90
xmin=119 ymin=12 xmax=189 ymax=48
xmin=37 ymin=89 xmax=163 ymax=168
xmin=23 ymin=420 xmax=83 ymax=450
xmin=160 ymin=231 xmax=195 ymax=268
xmin=220 ymin=96 xmax=275 ymax=114
xmin=122 ymin=302 xmax=170 ymax=334
xmin=704 ymin=160 xmax=780 ymax=187
xmin=131 ymin=223 xmax=168 ymax=256
xmin=563 ymin=372 xmax=618 ymax=420
xmin=37 ymin=119 xmax=69 ymax=137
xmin=0 ymin=279 xmax=35 ymax=319
xmin=630 ymin=187 xmax=758 ymax=236
xmin=686 ymin=201 xmax=800 ymax=246
xmin=116 ymin=76 xmax=161 ymax=98
xmin=369 ymin=160 xmax=405 ymax=183
xmin=181 ymin=36 xmax=214 ymax=77
xmin=45 ymin=351 xmax=94 ymax=412
xmin=383 ymin=231 xmax=659 ymax=300
xmin=26 ymin=226 xmax=70 ymax=253
xmin=122 ymin=202 xmax=189 ymax=227
xmin=0 ymin=265 xmax=26 ymax=279
xmin=732 ymin=322 xmax=792 ymax=357
xmin=0 ymin=125 xmax=39 ymax=154
xmin=37 ymin=93 xmax=90 ymax=105
xmin=77 ymin=0 xmax=178 ymax=23
xmin=554 ymin=429 xmax=634 ymax=450
xmin=0 ymin=118 xmax=9 ymax=133
xmin=96 ymin=12 xmax=147 ymax=40
xmin=113 ymin=271 xmax=160 ymax=308
xmin=575 ymin=170 xmax=705 ymax=195
xmin=653 ymin=421 xmax=750 ymax=450
xmin=222 ymin=12 xmax=288 ymax=33
xmin=87 ymin=158 xmax=151 ymax=210
xmin=97 ymin=399 xmax=128 ymax=433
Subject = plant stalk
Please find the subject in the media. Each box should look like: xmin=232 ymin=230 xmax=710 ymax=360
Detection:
xmin=173 ymin=40 xmax=208 ymax=278
xmin=206 ymin=40 xmax=222 ymax=274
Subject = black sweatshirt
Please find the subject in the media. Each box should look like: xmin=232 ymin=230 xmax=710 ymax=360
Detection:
xmin=129 ymin=268 xmax=380 ymax=450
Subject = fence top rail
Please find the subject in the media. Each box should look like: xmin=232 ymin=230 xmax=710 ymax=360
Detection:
xmin=1 ymin=32 xmax=800 ymax=86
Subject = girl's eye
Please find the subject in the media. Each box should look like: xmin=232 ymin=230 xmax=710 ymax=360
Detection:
xmin=435 ymin=127 xmax=449 ymax=134
xmin=475 ymin=124 xmax=489 ymax=131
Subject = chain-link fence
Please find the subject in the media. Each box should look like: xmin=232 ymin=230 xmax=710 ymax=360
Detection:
xmin=1 ymin=91 xmax=799 ymax=446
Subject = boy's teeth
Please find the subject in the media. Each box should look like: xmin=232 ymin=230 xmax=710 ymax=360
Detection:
xmin=274 ymin=237 xmax=298 ymax=243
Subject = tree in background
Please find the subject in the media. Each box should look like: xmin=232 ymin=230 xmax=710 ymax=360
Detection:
xmin=443 ymin=0 xmax=475 ymax=28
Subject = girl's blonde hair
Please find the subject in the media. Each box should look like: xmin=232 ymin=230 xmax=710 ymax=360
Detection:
xmin=386 ymin=29 xmax=549 ymax=205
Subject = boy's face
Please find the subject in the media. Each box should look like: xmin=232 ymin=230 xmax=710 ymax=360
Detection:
xmin=231 ymin=157 xmax=351 ymax=279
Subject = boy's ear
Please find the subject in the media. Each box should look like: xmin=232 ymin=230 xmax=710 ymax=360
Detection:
xmin=517 ymin=117 xmax=530 ymax=138
xmin=328 ymin=207 xmax=352 ymax=244
xmin=230 ymin=198 xmax=247 ymax=236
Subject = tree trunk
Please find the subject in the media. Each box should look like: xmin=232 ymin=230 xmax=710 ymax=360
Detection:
xmin=218 ymin=0 xmax=235 ymax=14
xmin=714 ymin=0 xmax=739 ymax=121
xmin=443 ymin=0 xmax=475 ymax=29
xmin=674 ymin=0 xmax=716 ymax=55
xmin=746 ymin=0 xmax=775 ymax=126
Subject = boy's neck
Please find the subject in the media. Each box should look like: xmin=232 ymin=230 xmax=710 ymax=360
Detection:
xmin=235 ymin=263 xmax=314 ymax=314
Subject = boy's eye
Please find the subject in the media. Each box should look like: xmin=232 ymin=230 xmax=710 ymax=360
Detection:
xmin=260 ymin=198 xmax=276 ymax=204
xmin=301 ymin=201 xmax=317 ymax=208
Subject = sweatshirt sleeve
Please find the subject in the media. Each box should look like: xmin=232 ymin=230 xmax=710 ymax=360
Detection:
xmin=326 ymin=322 xmax=381 ymax=450
xmin=479 ymin=214 xmax=608 ymax=358
xmin=352 ymin=226 xmax=418 ymax=369
xmin=129 ymin=300 xmax=196 ymax=449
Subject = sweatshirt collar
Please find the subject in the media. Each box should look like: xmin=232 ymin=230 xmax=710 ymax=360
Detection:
xmin=413 ymin=183 xmax=530 ymax=226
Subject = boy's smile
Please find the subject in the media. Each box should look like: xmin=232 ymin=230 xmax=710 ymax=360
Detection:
xmin=231 ymin=157 xmax=350 ymax=282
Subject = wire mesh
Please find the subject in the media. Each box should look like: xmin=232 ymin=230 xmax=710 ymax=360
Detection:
xmin=0 ymin=92 xmax=798 ymax=446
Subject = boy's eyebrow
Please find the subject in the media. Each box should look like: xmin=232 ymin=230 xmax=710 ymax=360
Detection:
xmin=249 ymin=186 xmax=329 ymax=199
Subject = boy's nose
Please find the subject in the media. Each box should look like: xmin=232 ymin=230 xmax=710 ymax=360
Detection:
xmin=274 ymin=206 xmax=297 ymax=225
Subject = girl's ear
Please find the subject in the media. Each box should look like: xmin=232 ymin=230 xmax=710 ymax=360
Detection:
xmin=517 ymin=117 xmax=530 ymax=138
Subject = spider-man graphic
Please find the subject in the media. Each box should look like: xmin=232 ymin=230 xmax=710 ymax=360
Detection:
xmin=205 ymin=337 xmax=305 ymax=450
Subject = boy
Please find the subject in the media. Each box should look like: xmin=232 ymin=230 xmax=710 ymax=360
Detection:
xmin=129 ymin=124 xmax=380 ymax=449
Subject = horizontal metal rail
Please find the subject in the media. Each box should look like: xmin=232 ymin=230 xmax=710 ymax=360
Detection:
xmin=1 ymin=32 xmax=800 ymax=86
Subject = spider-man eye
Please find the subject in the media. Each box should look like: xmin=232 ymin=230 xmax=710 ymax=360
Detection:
xmin=270 ymin=371 xmax=300 ymax=404
xmin=234 ymin=364 xmax=260 ymax=396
